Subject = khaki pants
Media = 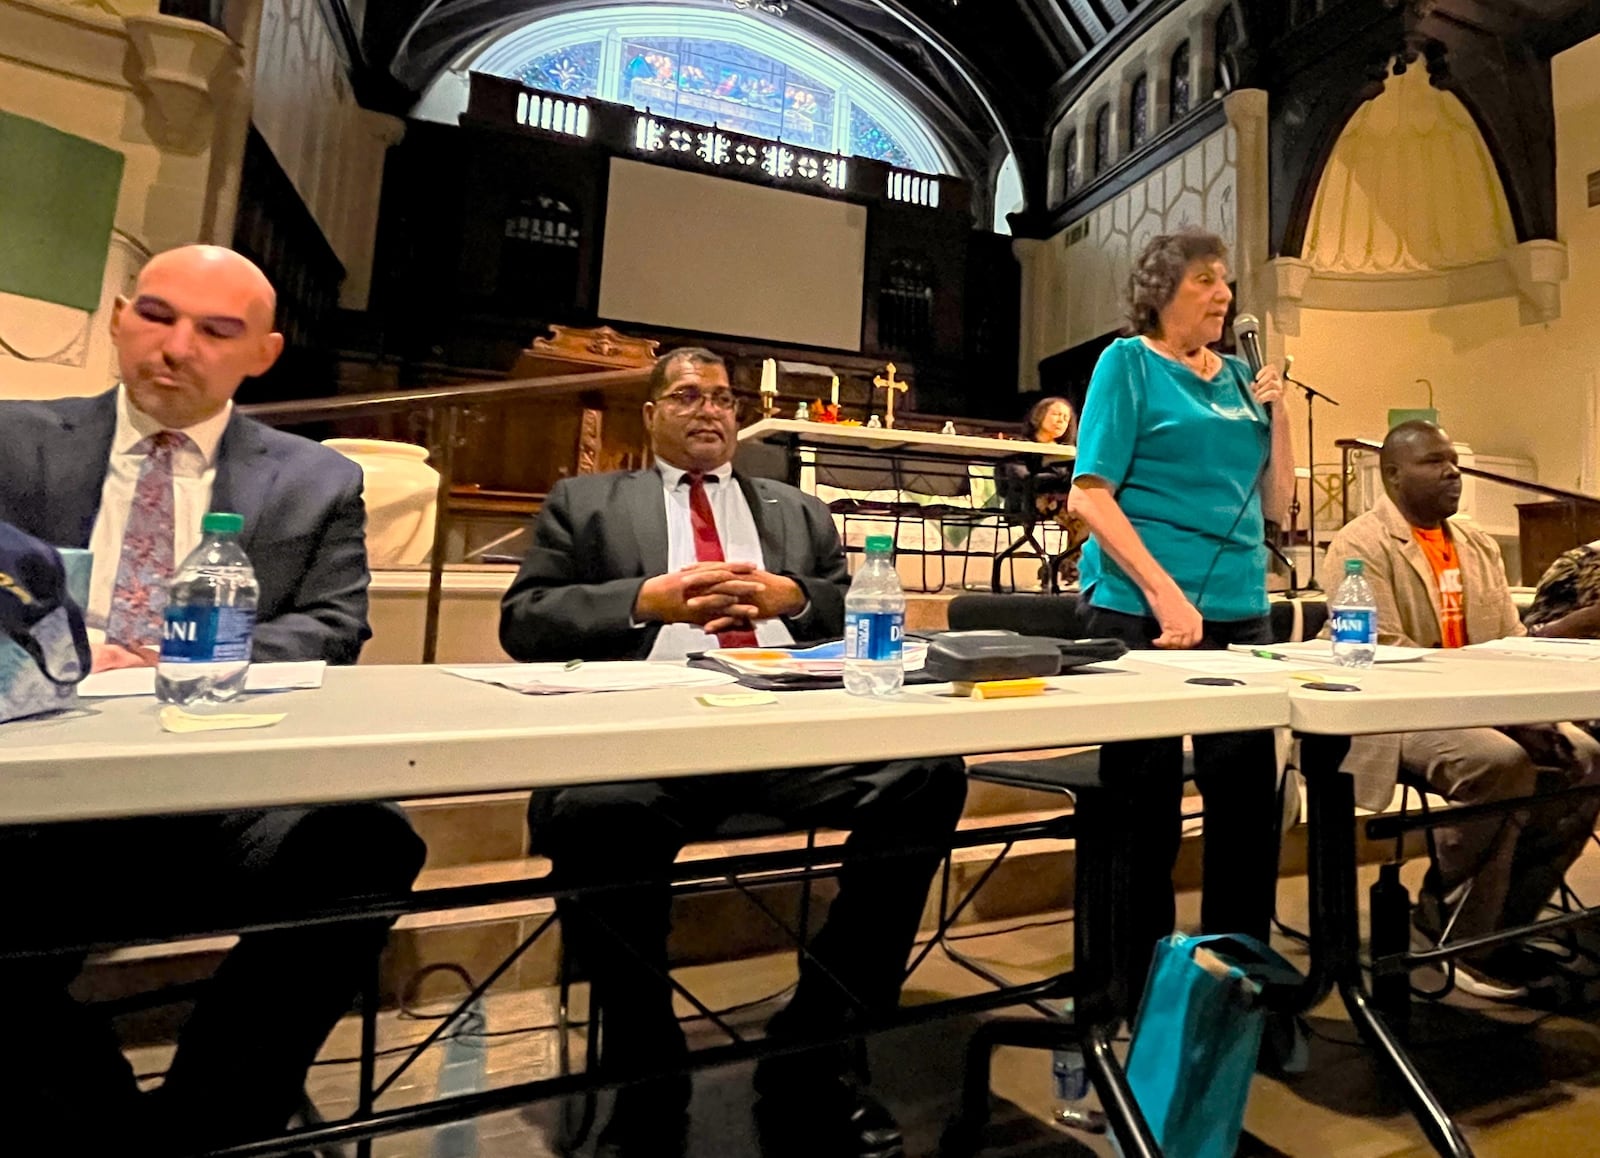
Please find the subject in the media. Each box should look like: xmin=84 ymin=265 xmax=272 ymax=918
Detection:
xmin=1400 ymin=723 xmax=1600 ymax=940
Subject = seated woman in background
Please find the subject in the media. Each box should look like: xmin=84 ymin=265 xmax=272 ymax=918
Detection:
xmin=994 ymin=396 xmax=1090 ymax=585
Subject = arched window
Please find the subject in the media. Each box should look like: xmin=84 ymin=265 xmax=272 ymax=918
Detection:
xmin=443 ymin=5 xmax=952 ymax=174
xmin=1093 ymin=104 xmax=1111 ymax=176
xmin=1169 ymin=41 xmax=1192 ymax=120
xmin=993 ymin=153 xmax=1024 ymax=235
xmin=1214 ymin=5 xmax=1240 ymax=97
xmin=1063 ymin=130 xmax=1080 ymax=193
xmin=1128 ymin=73 xmax=1149 ymax=152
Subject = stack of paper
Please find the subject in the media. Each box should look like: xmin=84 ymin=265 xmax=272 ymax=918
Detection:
xmin=1230 ymin=641 xmax=1430 ymax=665
xmin=705 ymin=639 xmax=929 ymax=677
xmin=1463 ymin=637 xmax=1600 ymax=661
xmin=443 ymin=663 xmax=738 ymax=695
xmin=80 ymin=661 xmax=328 ymax=698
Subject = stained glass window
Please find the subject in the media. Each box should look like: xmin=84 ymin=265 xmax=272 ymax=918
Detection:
xmin=1169 ymin=42 xmax=1191 ymax=120
xmin=1093 ymin=104 xmax=1110 ymax=176
xmin=1129 ymin=73 xmax=1149 ymax=151
xmin=519 ymin=42 xmax=602 ymax=97
xmin=454 ymin=6 xmax=950 ymax=173
xmin=850 ymin=106 xmax=914 ymax=168
xmin=1214 ymin=6 xmax=1239 ymax=96
xmin=1063 ymin=130 xmax=1079 ymax=193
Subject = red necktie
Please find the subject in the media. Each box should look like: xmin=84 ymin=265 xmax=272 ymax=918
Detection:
xmin=685 ymin=472 xmax=759 ymax=648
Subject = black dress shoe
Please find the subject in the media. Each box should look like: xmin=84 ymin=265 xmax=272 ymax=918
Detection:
xmin=755 ymin=1081 xmax=904 ymax=1158
xmin=593 ymin=1074 xmax=692 ymax=1158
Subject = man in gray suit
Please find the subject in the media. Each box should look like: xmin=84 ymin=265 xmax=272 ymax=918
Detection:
xmin=0 ymin=246 xmax=424 ymax=1153
xmin=500 ymin=349 xmax=966 ymax=1158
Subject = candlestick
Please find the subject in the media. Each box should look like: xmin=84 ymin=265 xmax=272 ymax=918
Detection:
xmin=830 ymin=375 xmax=840 ymax=407
xmin=760 ymin=358 xmax=777 ymax=395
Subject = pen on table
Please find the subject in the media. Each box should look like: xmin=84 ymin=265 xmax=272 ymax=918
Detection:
xmin=564 ymin=658 xmax=584 ymax=671
xmin=1251 ymin=649 xmax=1294 ymax=662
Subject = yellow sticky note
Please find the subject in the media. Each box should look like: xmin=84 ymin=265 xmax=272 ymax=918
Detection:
xmin=696 ymin=692 xmax=780 ymax=708
xmin=952 ymin=678 xmax=1048 ymax=700
xmin=159 ymin=706 xmax=287 ymax=733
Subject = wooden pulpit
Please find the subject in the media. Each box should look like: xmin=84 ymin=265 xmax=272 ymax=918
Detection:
xmin=451 ymin=325 xmax=659 ymax=504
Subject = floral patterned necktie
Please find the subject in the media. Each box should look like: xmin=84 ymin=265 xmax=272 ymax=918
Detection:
xmin=105 ymin=430 xmax=189 ymax=649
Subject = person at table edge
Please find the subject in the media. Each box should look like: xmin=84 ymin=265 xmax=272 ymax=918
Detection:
xmin=499 ymin=347 xmax=967 ymax=1158
xmin=1322 ymin=419 xmax=1600 ymax=1001
xmin=1066 ymin=227 xmax=1294 ymax=1014
xmin=0 ymin=245 xmax=424 ymax=1151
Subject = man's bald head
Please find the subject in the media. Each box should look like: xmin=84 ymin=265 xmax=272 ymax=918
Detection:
xmin=1379 ymin=419 xmax=1462 ymax=529
xmin=111 ymin=245 xmax=284 ymax=429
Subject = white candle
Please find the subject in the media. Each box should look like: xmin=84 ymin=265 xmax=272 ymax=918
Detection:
xmin=760 ymin=358 xmax=777 ymax=394
xmin=830 ymin=375 xmax=840 ymax=406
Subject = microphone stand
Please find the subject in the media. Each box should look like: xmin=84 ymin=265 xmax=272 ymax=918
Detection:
xmin=1286 ymin=371 xmax=1341 ymax=591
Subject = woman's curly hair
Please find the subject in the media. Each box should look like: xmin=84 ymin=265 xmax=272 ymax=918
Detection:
xmin=1124 ymin=227 xmax=1229 ymax=337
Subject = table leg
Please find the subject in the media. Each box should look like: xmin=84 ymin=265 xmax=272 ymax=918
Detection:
xmin=784 ymin=434 xmax=802 ymax=489
xmin=943 ymin=782 xmax=1161 ymax=1154
xmin=1299 ymin=734 xmax=1475 ymax=1158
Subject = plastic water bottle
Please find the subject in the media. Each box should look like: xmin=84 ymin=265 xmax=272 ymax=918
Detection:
xmin=1330 ymin=557 xmax=1378 ymax=669
xmin=1050 ymin=1001 xmax=1106 ymax=1133
xmin=843 ymin=534 xmax=905 ymax=696
xmin=156 ymin=512 xmax=259 ymax=707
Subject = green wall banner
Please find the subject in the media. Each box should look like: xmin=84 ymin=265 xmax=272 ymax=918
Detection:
xmin=0 ymin=112 xmax=125 ymax=312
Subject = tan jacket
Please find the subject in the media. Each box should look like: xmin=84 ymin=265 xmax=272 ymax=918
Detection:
xmin=1319 ymin=495 xmax=1525 ymax=809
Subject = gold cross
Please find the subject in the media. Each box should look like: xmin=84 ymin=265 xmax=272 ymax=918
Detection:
xmin=873 ymin=363 xmax=908 ymax=429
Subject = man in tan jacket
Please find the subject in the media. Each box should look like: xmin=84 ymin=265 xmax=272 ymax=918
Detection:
xmin=1323 ymin=421 xmax=1600 ymax=1000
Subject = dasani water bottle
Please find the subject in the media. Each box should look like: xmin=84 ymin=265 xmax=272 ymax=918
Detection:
xmin=156 ymin=512 xmax=259 ymax=707
xmin=1330 ymin=557 xmax=1378 ymax=669
xmin=843 ymin=534 xmax=905 ymax=696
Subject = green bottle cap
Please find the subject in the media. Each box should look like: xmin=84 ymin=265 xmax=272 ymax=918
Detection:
xmin=865 ymin=535 xmax=894 ymax=554
xmin=1344 ymin=558 xmax=1364 ymax=575
xmin=202 ymin=512 xmax=244 ymax=535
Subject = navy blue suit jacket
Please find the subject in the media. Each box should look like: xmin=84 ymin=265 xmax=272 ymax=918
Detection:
xmin=0 ymin=390 xmax=371 ymax=664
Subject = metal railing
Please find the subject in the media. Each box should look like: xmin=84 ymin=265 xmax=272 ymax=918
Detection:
xmin=239 ymin=367 xmax=652 ymax=662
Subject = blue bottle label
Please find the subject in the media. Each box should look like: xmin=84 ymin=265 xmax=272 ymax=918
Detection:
xmin=1330 ymin=608 xmax=1376 ymax=645
xmin=845 ymin=610 xmax=904 ymax=662
xmin=160 ymin=606 xmax=256 ymax=663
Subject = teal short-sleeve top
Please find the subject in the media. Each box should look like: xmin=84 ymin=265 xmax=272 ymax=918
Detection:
xmin=1072 ymin=336 xmax=1270 ymax=622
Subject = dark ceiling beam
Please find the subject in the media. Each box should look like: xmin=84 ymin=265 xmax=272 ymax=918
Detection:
xmin=1023 ymin=0 xmax=1090 ymax=59
xmin=1044 ymin=0 xmax=1186 ymax=124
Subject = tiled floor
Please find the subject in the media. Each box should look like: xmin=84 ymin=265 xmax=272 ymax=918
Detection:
xmin=124 ymin=850 xmax=1600 ymax=1156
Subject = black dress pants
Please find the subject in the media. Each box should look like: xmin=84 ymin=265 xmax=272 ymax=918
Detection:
xmin=532 ymin=758 xmax=968 ymax=1078
xmin=0 ymin=802 xmax=425 ymax=1153
xmin=1082 ymin=607 xmax=1281 ymax=1013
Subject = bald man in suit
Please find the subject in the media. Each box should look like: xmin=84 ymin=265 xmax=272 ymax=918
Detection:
xmin=0 ymin=246 xmax=424 ymax=1153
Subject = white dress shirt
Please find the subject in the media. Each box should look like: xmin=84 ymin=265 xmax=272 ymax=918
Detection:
xmin=85 ymin=385 xmax=233 ymax=636
xmin=647 ymin=462 xmax=796 ymax=661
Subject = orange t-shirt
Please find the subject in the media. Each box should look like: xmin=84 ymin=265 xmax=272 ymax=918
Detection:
xmin=1412 ymin=526 xmax=1465 ymax=648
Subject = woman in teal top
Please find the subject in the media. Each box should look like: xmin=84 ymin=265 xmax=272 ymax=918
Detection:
xmin=1068 ymin=228 xmax=1294 ymax=1006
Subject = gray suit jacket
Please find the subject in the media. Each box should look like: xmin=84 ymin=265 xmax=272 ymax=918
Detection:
xmin=500 ymin=469 xmax=849 ymax=662
xmin=0 ymin=390 xmax=371 ymax=664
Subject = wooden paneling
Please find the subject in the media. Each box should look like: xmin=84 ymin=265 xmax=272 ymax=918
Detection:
xmin=1518 ymin=501 xmax=1600 ymax=587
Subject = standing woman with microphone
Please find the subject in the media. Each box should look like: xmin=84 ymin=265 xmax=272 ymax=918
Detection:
xmin=1067 ymin=227 xmax=1294 ymax=1004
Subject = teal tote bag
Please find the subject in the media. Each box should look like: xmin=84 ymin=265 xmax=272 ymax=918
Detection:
xmin=1124 ymin=933 xmax=1302 ymax=1158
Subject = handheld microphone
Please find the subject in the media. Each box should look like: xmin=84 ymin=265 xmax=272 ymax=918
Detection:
xmin=1232 ymin=313 xmax=1268 ymax=416
xmin=1233 ymin=313 xmax=1264 ymax=374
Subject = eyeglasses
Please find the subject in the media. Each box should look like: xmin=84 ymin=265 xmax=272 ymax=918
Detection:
xmin=657 ymin=387 xmax=738 ymax=413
